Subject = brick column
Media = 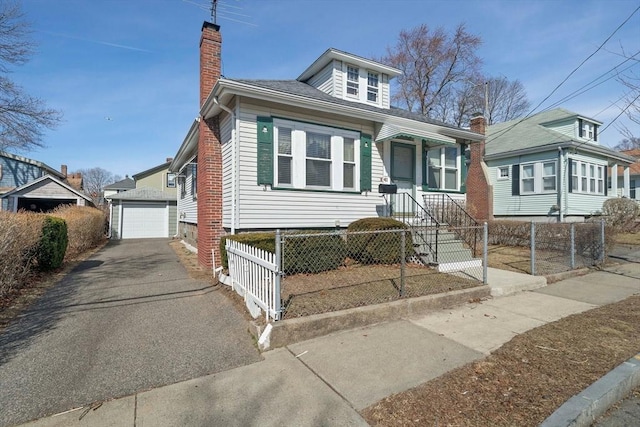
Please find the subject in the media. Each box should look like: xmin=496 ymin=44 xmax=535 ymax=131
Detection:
xmin=197 ymin=22 xmax=224 ymax=269
xmin=466 ymin=114 xmax=493 ymax=221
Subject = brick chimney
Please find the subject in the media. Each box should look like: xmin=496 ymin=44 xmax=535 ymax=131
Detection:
xmin=61 ymin=164 xmax=68 ymax=178
xmin=466 ymin=113 xmax=493 ymax=221
xmin=197 ymin=22 xmax=224 ymax=269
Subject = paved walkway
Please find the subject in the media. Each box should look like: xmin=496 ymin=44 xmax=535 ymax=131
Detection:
xmin=10 ymin=246 xmax=640 ymax=427
xmin=0 ymin=240 xmax=261 ymax=427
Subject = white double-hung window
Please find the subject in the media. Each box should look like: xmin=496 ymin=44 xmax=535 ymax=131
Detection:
xmin=346 ymin=65 xmax=359 ymax=97
xmin=273 ymin=119 xmax=359 ymax=191
xmin=427 ymin=146 xmax=459 ymax=191
xmin=519 ymin=161 xmax=556 ymax=194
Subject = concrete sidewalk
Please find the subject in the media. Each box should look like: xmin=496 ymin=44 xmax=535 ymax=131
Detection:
xmin=20 ymin=261 xmax=640 ymax=427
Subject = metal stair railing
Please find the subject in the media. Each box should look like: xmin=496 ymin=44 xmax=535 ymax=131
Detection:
xmin=389 ymin=192 xmax=441 ymax=263
xmin=423 ymin=193 xmax=480 ymax=257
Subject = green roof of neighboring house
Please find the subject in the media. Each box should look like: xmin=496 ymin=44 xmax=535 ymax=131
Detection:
xmin=485 ymin=108 xmax=634 ymax=164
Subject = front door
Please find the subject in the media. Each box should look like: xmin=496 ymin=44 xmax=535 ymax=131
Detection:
xmin=390 ymin=142 xmax=416 ymax=215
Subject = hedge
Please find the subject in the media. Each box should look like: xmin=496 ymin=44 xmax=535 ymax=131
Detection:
xmin=51 ymin=205 xmax=108 ymax=259
xmin=347 ymin=217 xmax=414 ymax=265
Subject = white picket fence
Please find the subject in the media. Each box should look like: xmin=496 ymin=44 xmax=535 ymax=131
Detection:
xmin=225 ymin=240 xmax=281 ymax=321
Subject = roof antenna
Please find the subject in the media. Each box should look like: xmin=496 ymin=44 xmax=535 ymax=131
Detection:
xmin=211 ymin=0 xmax=217 ymax=24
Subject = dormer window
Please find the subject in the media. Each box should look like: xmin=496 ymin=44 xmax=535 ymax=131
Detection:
xmin=367 ymin=72 xmax=379 ymax=103
xmin=578 ymin=118 xmax=598 ymax=142
xmin=346 ymin=65 xmax=359 ymax=97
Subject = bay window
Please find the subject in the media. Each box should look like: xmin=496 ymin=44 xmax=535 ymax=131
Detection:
xmin=570 ymin=159 xmax=605 ymax=194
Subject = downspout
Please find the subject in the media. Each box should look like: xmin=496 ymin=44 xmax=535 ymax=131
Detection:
xmin=558 ymin=147 xmax=564 ymax=223
xmin=214 ymin=96 xmax=237 ymax=234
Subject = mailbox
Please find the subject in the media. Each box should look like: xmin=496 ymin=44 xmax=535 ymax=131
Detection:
xmin=378 ymin=183 xmax=398 ymax=194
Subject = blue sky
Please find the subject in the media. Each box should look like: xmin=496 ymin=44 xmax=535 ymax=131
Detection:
xmin=14 ymin=0 xmax=640 ymax=178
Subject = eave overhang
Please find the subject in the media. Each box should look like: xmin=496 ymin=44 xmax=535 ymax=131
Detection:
xmin=201 ymin=80 xmax=485 ymax=144
xmin=169 ymin=119 xmax=200 ymax=172
xmin=485 ymin=140 xmax=635 ymax=164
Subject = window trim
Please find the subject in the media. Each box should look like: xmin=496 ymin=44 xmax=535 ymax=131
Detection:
xmin=519 ymin=161 xmax=557 ymax=195
xmin=425 ymin=145 xmax=460 ymax=192
xmin=166 ymin=172 xmax=176 ymax=188
xmin=272 ymin=118 xmax=360 ymax=192
xmin=497 ymin=166 xmax=510 ymax=181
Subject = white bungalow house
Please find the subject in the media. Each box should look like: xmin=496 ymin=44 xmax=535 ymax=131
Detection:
xmin=466 ymin=108 xmax=635 ymax=221
xmin=169 ymin=22 xmax=484 ymax=268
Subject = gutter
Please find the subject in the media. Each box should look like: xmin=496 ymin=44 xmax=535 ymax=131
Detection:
xmin=214 ymin=96 xmax=237 ymax=234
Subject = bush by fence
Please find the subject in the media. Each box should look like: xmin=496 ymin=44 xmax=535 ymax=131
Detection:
xmin=51 ymin=205 xmax=107 ymax=259
xmin=0 ymin=211 xmax=45 ymax=298
xmin=347 ymin=217 xmax=413 ymax=265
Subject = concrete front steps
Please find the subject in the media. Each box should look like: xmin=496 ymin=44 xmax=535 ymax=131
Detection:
xmin=411 ymin=229 xmax=482 ymax=273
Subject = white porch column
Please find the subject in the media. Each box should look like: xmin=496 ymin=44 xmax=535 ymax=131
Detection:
xmin=623 ymin=166 xmax=631 ymax=198
xmin=610 ymin=163 xmax=618 ymax=196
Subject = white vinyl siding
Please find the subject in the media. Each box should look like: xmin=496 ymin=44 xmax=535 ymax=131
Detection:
xmin=221 ymin=112 xmax=233 ymax=228
xmin=177 ymin=157 xmax=198 ymax=224
xmin=306 ymin=61 xmax=334 ymax=96
xmin=234 ymin=100 xmax=383 ymax=229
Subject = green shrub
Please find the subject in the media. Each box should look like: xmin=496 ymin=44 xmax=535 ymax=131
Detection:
xmin=220 ymin=232 xmax=276 ymax=269
xmin=282 ymin=232 xmax=346 ymax=274
xmin=347 ymin=217 xmax=413 ymax=265
xmin=220 ymin=230 xmax=347 ymax=274
xmin=36 ymin=216 xmax=68 ymax=271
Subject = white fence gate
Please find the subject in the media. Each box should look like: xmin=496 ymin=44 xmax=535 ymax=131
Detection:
xmin=225 ymin=240 xmax=281 ymax=321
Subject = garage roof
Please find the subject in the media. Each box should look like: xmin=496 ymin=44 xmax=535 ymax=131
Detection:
xmin=108 ymin=187 xmax=176 ymax=201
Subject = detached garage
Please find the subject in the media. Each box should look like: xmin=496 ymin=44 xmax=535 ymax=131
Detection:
xmin=109 ymin=187 xmax=177 ymax=239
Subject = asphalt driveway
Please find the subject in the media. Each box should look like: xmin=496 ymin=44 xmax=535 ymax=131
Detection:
xmin=0 ymin=239 xmax=262 ymax=427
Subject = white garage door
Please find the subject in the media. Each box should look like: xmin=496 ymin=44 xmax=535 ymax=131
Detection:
xmin=121 ymin=202 xmax=167 ymax=239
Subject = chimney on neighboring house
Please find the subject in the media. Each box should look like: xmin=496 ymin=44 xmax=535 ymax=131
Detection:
xmin=466 ymin=113 xmax=493 ymax=221
xmin=197 ymin=21 xmax=224 ymax=269
xmin=61 ymin=164 xmax=68 ymax=178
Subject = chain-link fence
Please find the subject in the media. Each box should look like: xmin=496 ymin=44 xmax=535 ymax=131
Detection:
xmin=487 ymin=220 xmax=609 ymax=276
xmin=278 ymin=226 xmax=486 ymax=319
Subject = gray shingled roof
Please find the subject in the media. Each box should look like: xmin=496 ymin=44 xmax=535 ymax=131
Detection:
xmin=233 ymin=79 xmax=466 ymax=132
xmin=108 ymin=187 xmax=176 ymax=201
xmin=485 ymin=108 xmax=624 ymax=159
xmin=105 ymin=177 xmax=135 ymax=190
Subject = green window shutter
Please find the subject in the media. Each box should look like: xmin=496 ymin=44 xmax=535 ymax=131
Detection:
xmin=512 ymin=164 xmax=520 ymax=196
xmin=578 ymin=119 xmax=583 ymax=138
xmin=459 ymin=143 xmax=467 ymax=193
xmin=256 ymin=116 xmax=273 ymax=186
xmin=360 ymin=133 xmax=372 ymax=192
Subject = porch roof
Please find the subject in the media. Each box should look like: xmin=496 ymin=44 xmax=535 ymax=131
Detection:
xmin=375 ymin=123 xmax=457 ymax=146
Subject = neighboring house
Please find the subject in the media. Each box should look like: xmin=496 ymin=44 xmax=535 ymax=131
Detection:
xmin=616 ymin=149 xmax=640 ymax=200
xmin=1 ymin=175 xmax=92 ymax=212
xmin=104 ymin=176 xmax=135 ymax=199
xmin=107 ymin=160 xmax=177 ymax=239
xmin=169 ymin=22 xmax=484 ymax=267
xmin=0 ymin=151 xmax=88 ymax=212
xmin=466 ymin=108 xmax=635 ymax=222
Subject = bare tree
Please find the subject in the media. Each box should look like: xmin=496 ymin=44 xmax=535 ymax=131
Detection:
xmin=381 ymin=23 xmax=482 ymax=117
xmin=77 ymin=167 xmax=116 ymax=206
xmin=615 ymin=70 xmax=639 ymax=140
xmin=614 ymin=137 xmax=640 ymax=151
xmin=0 ymin=1 xmax=61 ymax=152
xmin=484 ymin=76 xmax=530 ymax=125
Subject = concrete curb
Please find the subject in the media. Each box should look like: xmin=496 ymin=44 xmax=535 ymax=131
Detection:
xmin=250 ymin=286 xmax=490 ymax=349
xmin=540 ymin=353 xmax=640 ymax=427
